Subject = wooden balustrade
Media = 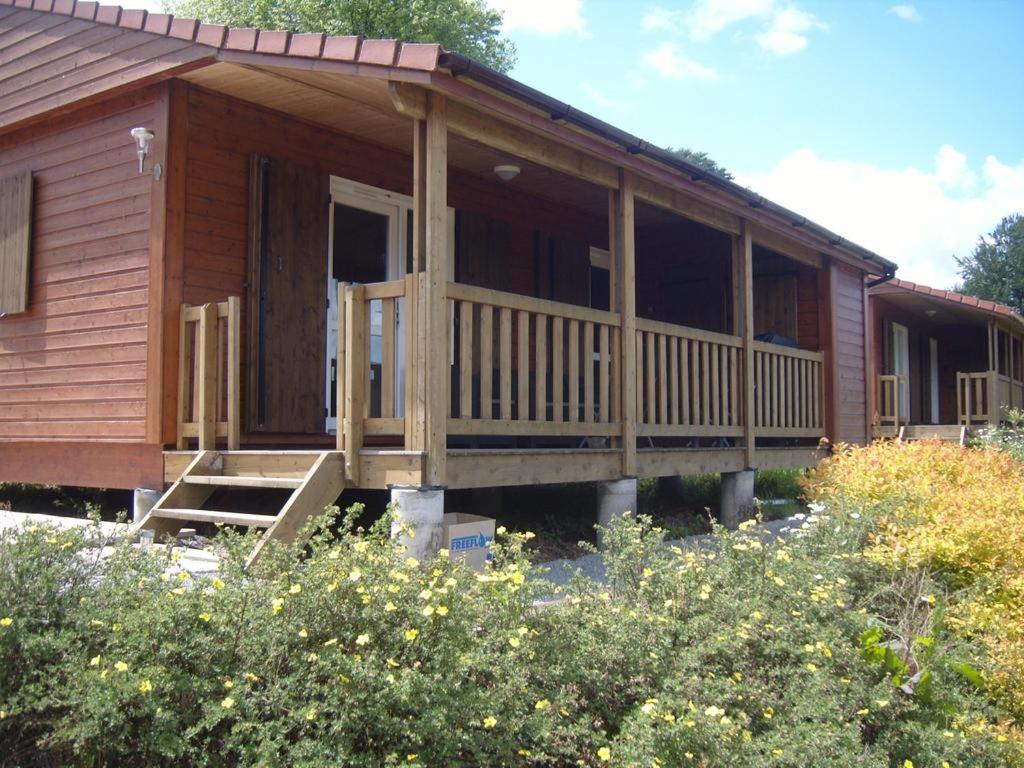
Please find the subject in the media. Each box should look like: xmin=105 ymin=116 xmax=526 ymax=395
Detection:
xmin=446 ymin=282 xmax=622 ymax=437
xmin=634 ymin=319 xmax=744 ymax=437
xmin=752 ymin=341 xmax=824 ymax=437
xmin=958 ymin=371 xmax=994 ymax=426
xmin=876 ymin=373 xmax=904 ymax=428
xmin=176 ymin=297 xmax=240 ymax=450
xmin=335 ymin=278 xmax=411 ymax=477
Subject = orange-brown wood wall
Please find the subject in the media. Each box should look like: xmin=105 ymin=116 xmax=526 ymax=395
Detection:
xmin=0 ymin=88 xmax=166 ymax=488
xmin=831 ymin=262 xmax=868 ymax=443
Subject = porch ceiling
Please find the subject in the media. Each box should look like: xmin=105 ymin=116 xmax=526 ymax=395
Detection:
xmin=874 ymin=290 xmax=996 ymax=328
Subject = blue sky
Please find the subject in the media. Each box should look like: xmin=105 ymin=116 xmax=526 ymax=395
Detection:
xmin=138 ymin=0 xmax=1024 ymax=287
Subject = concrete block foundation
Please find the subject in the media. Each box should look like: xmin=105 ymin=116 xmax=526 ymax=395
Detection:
xmin=390 ymin=486 xmax=445 ymax=561
xmin=719 ymin=470 xmax=755 ymax=529
xmin=596 ymin=478 xmax=637 ymax=549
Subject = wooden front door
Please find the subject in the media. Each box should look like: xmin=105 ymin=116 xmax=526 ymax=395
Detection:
xmin=248 ymin=156 xmax=329 ymax=434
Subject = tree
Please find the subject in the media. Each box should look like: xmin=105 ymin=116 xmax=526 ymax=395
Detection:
xmin=955 ymin=214 xmax=1024 ymax=314
xmin=168 ymin=0 xmax=516 ymax=72
xmin=664 ymin=146 xmax=734 ymax=181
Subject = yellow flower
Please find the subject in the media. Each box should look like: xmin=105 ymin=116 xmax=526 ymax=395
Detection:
xmin=517 ymin=626 xmax=529 ymax=636
xmin=597 ymin=746 xmax=611 ymax=761
xmin=211 ymin=577 xmax=225 ymax=590
xmin=224 ymin=679 xmax=234 ymax=689
xmin=763 ymin=707 xmax=774 ymax=719
xmin=114 ymin=661 xmax=129 ymax=673
xmin=422 ymin=606 xmax=435 ymax=617
xmin=418 ymin=589 xmax=432 ymax=600
xmin=298 ymin=628 xmax=308 ymax=638
xmin=198 ymin=612 xmax=212 ymax=622
xmin=904 ymin=761 xmax=914 ymax=768
xmin=535 ymin=699 xmax=551 ymax=710
xmin=508 ymin=637 xmax=521 ymax=648
xmin=857 ymin=708 xmax=870 ymax=716
xmin=356 ymin=633 xmax=370 ymax=646
xmin=89 ymin=619 xmax=104 ymax=627
xmin=875 ymin=700 xmax=890 ymax=708
xmin=384 ymin=601 xmax=397 ymax=612
xmin=89 ymin=655 xmax=102 ymax=667
xmin=806 ymin=663 xmax=818 ymax=673
xmin=221 ymin=697 xmax=235 ymax=709
xmin=405 ymin=628 xmax=418 ymax=642
xmin=324 ymin=638 xmax=338 ymax=647
xmin=305 ymin=708 xmax=317 ymax=721
xmin=272 ymin=598 xmax=284 ymax=614
xmin=138 ymin=680 xmax=153 ymax=694
xmin=482 ymin=716 xmax=497 ymax=728
xmin=349 ymin=568 xmax=362 ymax=581
xmin=0 ymin=617 xmax=12 ymax=627
xmin=407 ymin=755 xmax=418 ymax=762
xmin=387 ymin=584 xmax=401 ymax=594
xmin=436 ymin=606 xmax=449 ymax=616
xmin=289 ymin=583 xmax=302 ymax=595
xmin=704 ymin=705 xmax=725 ymax=718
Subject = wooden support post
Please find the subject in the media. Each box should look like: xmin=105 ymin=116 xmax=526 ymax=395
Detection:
xmin=197 ymin=302 xmax=218 ymax=451
xmin=343 ymin=284 xmax=367 ymax=484
xmin=336 ymin=282 xmax=348 ymax=451
xmin=616 ymin=170 xmax=637 ymax=478
xmin=988 ymin=369 xmax=999 ymax=427
xmin=424 ymin=93 xmax=449 ymax=487
xmin=406 ymin=116 xmax=429 ymax=453
xmin=738 ymin=222 xmax=755 ymax=468
xmin=226 ymin=296 xmax=241 ymax=451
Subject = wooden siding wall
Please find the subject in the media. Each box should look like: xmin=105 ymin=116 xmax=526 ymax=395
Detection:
xmin=832 ymin=262 xmax=867 ymax=443
xmin=0 ymin=91 xmax=156 ymax=444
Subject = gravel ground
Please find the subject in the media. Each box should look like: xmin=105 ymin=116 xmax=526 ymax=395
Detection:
xmin=534 ymin=514 xmax=801 ymax=590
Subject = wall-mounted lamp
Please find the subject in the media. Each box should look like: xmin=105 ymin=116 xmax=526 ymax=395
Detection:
xmin=925 ymin=309 xmax=938 ymax=317
xmin=493 ymin=163 xmax=520 ymax=182
xmin=130 ymin=127 xmax=160 ymax=179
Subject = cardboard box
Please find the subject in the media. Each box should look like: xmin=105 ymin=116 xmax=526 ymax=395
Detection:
xmin=442 ymin=513 xmax=495 ymax=571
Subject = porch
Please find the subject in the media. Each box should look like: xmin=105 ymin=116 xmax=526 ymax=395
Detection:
xmin=168 ymin=275 xmax=826 ymax=491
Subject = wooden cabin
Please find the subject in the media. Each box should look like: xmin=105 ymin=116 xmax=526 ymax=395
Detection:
xmin=869 ymin=278 xmax=1024 ymax=439
xmin=0 ymin=1 xmax=897 ymax=551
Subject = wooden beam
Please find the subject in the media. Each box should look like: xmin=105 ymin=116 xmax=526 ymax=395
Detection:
xmin=739 ymin=223 xmax=755 ymax=468
xmin=748 ymin=221 xmax=822 ymax=269
xmin=634 ymin=176 xmax=741 ymax=236
xmin=617 ymin=169 xmax=637 ymax=478
xmin=424 ymin=92 xmax=449 ymax=486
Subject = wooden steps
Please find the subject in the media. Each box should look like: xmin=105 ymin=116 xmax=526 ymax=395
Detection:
xmin=136 ymin=450 xmax=346 ymax=567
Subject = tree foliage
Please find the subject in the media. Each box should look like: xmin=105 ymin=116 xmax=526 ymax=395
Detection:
xmin=955 ymin=213 xmax=1024 ymax=314
xmin=167 ymin=0 xmax=516 ymax=72
xmin=664 ymin=146 xmax=734 ymax=181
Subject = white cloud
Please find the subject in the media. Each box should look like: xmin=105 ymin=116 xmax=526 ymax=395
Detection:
xmin=754 ymin=6 xmax=826 ymax=55
xmin=491 ymin=0 xmax=585 ymax=35
xmin=642 ymin=6 xmax=684 ymax=31
xmin=889 ymin=4 xmax=922 ymax=22
xmin=642 ymin=42 xmax=719 ymax=81
xmin=736 ymin=146 xmax=1024 ymax=288
xmin=580 ymin=81 xmax=619 ymax=111
xmin=687 ymin=0 xmax=776 ymax=40
xmin=649 ymin=0 xmax=826 ymax=55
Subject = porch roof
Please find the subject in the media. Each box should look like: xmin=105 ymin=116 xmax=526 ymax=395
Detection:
xmin=870 ymin=278 xmax=1024 ymax=329
xmin=1 ymin=0 xmax=898 ymax=276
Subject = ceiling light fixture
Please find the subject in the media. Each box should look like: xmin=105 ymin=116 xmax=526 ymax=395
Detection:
xmin=493 ymin=164 xmax=520 ymax=182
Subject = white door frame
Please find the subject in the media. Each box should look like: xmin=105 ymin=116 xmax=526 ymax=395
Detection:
xmin=892 ymin=322 xmax=910 ymax=422
xmin=325 ymin=177 xmax=454 ymax=433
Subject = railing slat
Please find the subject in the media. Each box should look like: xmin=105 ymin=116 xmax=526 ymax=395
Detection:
xmin=518 ymin=311 xmax=530 ymax=421
xmin=480 ymin=305 xmax=493 ymax=420
xmin=669 ymin=336 xmax=679 ymax=425
xmin=569 ymin=319 xmax=580 ymax=423
xmin=681 ymin=339 xmax=690 ymax=425
xmin=552 ymin=318 xmax=564 ymax=423
xmin=459 ymin=300 xmax=473 ymax=419
xmin=500 ymin=307 xmax=512 ymax=421
xmin=381 ymin=297 xmax=396 ymax=419
xmin=584 ymin=321 xmax=595 ymax=424
xmin=599 ymin=324 xmax=610 ymax=424
xmin=536 ymin=314 xmax=548 ymax=422
xmin=657 ymin=334 xmax=668 ymax=425
xmin=701 ymin=341 xmax=710 ymax=427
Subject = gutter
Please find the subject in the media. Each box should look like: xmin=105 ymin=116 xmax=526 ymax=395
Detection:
xmin=867 ymin=267 xmax=897 ymax=288
xmin=438 ymin=52 xmax=899 ymax=274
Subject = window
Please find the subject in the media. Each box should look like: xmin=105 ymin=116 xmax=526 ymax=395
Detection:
xmin=0 ymin=170 xmax=32 ymax=316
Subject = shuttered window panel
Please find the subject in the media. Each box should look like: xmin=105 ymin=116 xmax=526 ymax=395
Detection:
xmin=0 ymin=170 xmax=33 ymax=316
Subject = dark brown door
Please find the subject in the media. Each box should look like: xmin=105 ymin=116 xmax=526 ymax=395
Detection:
xmin=250 ymin=156 xmax=329 ymax=433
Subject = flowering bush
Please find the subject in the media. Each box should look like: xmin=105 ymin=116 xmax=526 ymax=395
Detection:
xmin=805 ymin=439 xmax=1024 ymax=728
xmin=0 ymin=495 xmax=1020 ymax=766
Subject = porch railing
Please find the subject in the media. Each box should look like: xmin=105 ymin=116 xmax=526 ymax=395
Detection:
xmin=752 ymin=342 xmax=825 ymax=437
xmin=446 ymin=282 xmax=622 ymax=437
xmin=176 ymin=297 xmax=241 ymax=450
xmin=876 ymin=373 xmax=905 ymax=429
xmin=957 ymin=370 xmax=993 ymax=426
xmin=635 ymin=319 xmax=743 ymax=437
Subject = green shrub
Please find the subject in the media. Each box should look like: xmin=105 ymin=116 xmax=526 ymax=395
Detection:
xmin=0 ymin=501 xmax=1019 ymax=766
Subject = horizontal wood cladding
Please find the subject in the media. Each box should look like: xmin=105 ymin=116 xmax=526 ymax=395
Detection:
xmin=0 ymin=6 xmax=211 ymax=132
xmin=832 ymin=263 xmax=867 ymax=443
xmin=0 ymin=92 xmax=155 ymax=443
xmin=0 ymin=440 xmax=164 ymax=489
